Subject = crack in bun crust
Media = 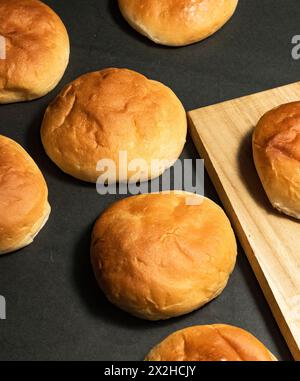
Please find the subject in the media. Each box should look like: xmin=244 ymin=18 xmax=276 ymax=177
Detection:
xmin=145 ymin=324 xmax=277 ymax=361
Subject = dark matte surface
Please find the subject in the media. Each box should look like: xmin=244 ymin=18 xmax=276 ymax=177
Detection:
xmin=0 ymin=0 xmax=298 ymax=361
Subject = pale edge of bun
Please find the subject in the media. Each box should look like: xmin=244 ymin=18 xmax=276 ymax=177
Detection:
xmin=269 ymin=351 xmax=278 ymax=361
xmin=118 ymin=4 xmax=163 ymax=45
xmin=0 ymin=202 xmax=51 ymax=255
xmin=103 ymin=276 xmax=232 ymax=321
xmin=272 ymin=201 xmax=300 ymax=220
xmin=118 ymin=0 xmax=239 ymax=47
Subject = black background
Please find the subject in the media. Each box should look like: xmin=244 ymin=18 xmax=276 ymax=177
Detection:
xmin=0 ymin=0 xmax=299 ymax=361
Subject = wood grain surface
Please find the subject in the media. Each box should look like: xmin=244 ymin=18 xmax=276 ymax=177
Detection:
xmin=188 ymin=82 xmax=300 ymax=360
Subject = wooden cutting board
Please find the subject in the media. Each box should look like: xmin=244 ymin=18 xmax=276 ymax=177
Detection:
xmin=188 ymin=82 xmax=300 ymax=360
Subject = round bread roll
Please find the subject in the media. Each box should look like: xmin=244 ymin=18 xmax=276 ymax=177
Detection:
xmin=0 ymin=0 xmax=70 ymax=103
xmin=253 ymin=101 xmax=300 ymax=219
xmin=0 ymin=135 xmax=51 ymax=254
xmin=118 ymin=0 xmax=239 ymax=47
xmin=91 ymin=192 xmax=237 ymax=320
xmin=41 ymin=68 xmax=187 ymax=183
xmin=145 ymin=325 xmax=277 ymax=361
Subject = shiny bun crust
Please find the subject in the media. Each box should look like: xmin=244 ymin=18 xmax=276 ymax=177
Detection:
xmin=118 ymin=0 xmax=239 ymax=46
xmin=41 ymin=68 xmax=187 ymax=183
xmin=0 ymin=135 xmax=50 ymax=254
xmin=145 ymin=325 xmax=277 ymax=361
xmin=91 ymin=192 xmax=237 ymax=320
xmin=0 ymin=0 xmax=70 ymax=103
xmin=253 ymin=101 xmax=300 ymax=219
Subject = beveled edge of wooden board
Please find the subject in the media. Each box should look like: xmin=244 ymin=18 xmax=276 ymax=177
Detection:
xmin=187 ymin=81 xmax=300 ymax=361
xmin=188 ymin=81 xmax=300 ymax=114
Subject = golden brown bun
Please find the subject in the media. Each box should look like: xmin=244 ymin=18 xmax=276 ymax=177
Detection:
xmin=41 ymin=68 xmax=187 ymax=183
xmin=91 ymin=192 xmax=237 ymax=320
xmin=253 ymin=101 xmax=300 ymax=219
xmin=118 ymin=0 xmax=239 ymax=47
xmin=0 ymin=0 xmax=69 ymax=103
xmin=145 ymin=324 xmax=277 ymax=361
xmin=0 ymin=135 xmax=50 ymax=254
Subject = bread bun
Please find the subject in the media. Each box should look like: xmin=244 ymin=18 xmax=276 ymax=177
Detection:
xmin=118 ymin=0 xmax=239 ymax=46
xmin=0 ymin=0 xmax=69 ymax=103
xmin=253 ymin=101 xmax=300 ymax=219
xmin=41 ymin=68 xmax=187 ymax=183
xmin=145 ymin=324 xmax=277 ymax=361
xmin=0 ymin=135 xmax=50 ymax=254
xmin=91 ymin=192 xmax=237 ymax=320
